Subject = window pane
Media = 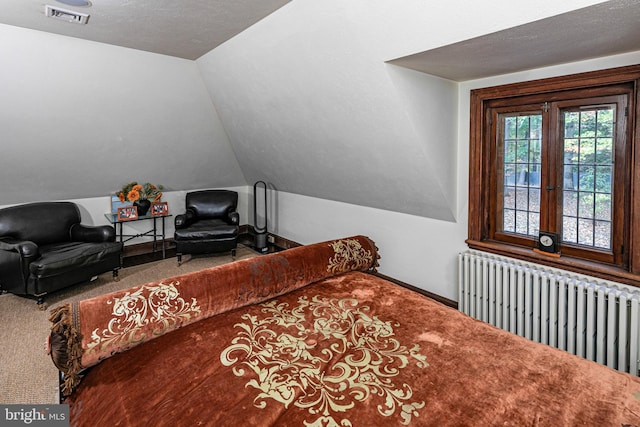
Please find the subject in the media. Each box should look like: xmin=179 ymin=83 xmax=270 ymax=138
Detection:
xmin=530 ymin=115 xmax=542 ymax=139
xmin=515 ymin=211 xmax=529 ymax=234
xmin=517 ymin=116 xmax=530 ymax=139
xmin=529 ymin=187 xmax=540 ymax=212
xmin=504 ymin=140 xmax=516 ymax=163
xmin=595 ymin=165 xmax=612 ymax=193
xmin=596 ymin=138 xmax=613 ymax=164
xmin=595 ymin=220 xmax=611 ymax=249
xmin=528 ymin=212 xmax=539 ymax=236
xmin=578 ymin=219 xmax=594 ymax=246
xmin=516 ymin=141 xmax=529 ymax=163
xmin=580 ymin=138 xmax=596 ymax=164
xmin=500 ymin=113 xmax=541 ymax=238
xmin=504 ymin=208 xmax=515 ymax=232
xmin=580 ymin=111 xmax=596 ymax=137
xmin=564 ymin=111 xmax=580 ymax=138
xmin=561 ymin=106 xmax=614 ymax=250
xmin=596 ymin=109 xmax=613 ymax=137
xmin=563 ymin=165 xmax=579 ymax=190
xmin=505 ymin=117 xmax=517 ymax=139
xmin=578 ymin=192 xmax=594 ymax=219
xmin=563 ymin=190 xmax=577 ymax=217
xmin=503 ymin=186 xmax=515 ymax=209
xmin=563 ymin=216 xmax=577 ymax=244
xmin=578 ymin=165 xmax=594 ymax=191
xmin=515 ymin=186 xmax=528 ymax=210
xmin=594 ymin=193 xmax=611 ymax=221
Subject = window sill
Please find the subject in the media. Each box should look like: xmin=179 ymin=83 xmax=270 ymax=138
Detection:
xmin=465 ymin=239 xmax=640 ymax=289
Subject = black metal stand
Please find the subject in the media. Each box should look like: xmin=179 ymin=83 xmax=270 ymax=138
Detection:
xmin=253 ymin=181 xmax=269 ymax=253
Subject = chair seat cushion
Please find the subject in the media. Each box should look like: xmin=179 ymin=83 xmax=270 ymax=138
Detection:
xmin=174 ymin=219 xmax=238 ymax=241
xmin=30 ymin=241 xmax=122 ymax=278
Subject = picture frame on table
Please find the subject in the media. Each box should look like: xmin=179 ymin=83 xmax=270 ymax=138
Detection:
xmin=151 ymin=202 xmax=169 ymax=216
xmin=111 ymin=195 xmax=132 ymax=214
xmin=117 ymin=206 xmax=138 ymax=221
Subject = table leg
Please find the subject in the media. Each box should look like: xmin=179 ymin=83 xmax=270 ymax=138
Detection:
xmin=152 ymin=217 xmax=157 ymax=253
xmin=161 ymin=216 xmax=166 ymax=259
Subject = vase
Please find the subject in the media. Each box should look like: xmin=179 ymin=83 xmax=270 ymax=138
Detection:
xmin=134 ymin=199 xmax=151 ymax=216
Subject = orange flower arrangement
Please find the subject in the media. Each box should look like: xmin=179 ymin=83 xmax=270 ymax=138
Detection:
xmin=116 ymin=182 xmax=163 ymax=203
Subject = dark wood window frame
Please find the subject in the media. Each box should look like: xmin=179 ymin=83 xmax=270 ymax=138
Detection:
xmin=468 ymin=64 xmax=640 ymax=287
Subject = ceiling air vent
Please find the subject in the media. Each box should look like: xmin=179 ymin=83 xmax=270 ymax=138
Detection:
xmin=45 ymin=5 xmax=90 ymax=24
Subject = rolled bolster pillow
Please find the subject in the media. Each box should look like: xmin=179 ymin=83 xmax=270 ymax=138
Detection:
xmin=48 ymin=235 xmax=379 ymax=396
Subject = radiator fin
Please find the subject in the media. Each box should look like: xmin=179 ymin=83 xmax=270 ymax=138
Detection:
xmin=458 ymin=250 xmax=640 ymax=375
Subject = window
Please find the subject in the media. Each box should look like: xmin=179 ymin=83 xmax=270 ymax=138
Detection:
xmin=468 ymin=65 xmax=640 ymax=286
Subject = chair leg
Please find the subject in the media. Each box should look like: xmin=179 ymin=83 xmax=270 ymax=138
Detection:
xmin=231 ymin=248 xmax=236 ymax=260
xmin=177 ymin=253 xmax=183 ymax=266
xmin=37 ymin=296 xmax=46 ymax=311
xmin=113 ymin=268 xmax=120 ymax=282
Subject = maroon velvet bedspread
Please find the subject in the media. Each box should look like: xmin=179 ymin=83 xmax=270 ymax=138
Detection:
xmin=64 ymin=271 xmax=640 ymax=426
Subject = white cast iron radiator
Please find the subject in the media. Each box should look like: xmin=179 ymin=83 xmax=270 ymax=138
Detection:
xmin=458 ymin=250 xmax=640 ymax=375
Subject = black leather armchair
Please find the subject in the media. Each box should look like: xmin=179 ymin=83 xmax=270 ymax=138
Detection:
xmin=174 ymin=190 xmax=239 ymax=265
xmin=0 ymin=202 xmax=123 ymax=308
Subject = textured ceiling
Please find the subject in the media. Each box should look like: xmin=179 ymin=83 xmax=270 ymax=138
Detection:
xmin=389 ymin=0 xmax=640 ymax=81
xmin=0 ymin=0 xmax=291 ymax=59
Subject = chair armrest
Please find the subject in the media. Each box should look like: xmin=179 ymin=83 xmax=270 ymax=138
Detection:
xmin=228 ymin=211 xmax=239 ymax=225
xmin=175 ymin=214 xmax=187 ymax=229
xmin=175 ymin=209 xmax=197 ymax=229
xmin=70 ymin=224 xmax=116 ymax=243
xmin=0 ymin=238 xmax=38 ymax=290
xmin=0 ymin=238 xmax=39 ymax=258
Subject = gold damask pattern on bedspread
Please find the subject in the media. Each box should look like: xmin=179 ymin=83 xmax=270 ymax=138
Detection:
xmin=49 ymin=235 xmax=380 ymax=396
xmin=86 ymin=282 xmax=201 ymax=355
xmin=327 ymin=238 xmax=374 ymax=274
xmin=221 ymin=295 xmax=428 ymax=427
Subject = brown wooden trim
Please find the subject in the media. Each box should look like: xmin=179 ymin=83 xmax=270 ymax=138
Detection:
xmin=468 ymin=89 xmax=485 ymax=241
xmin=469 ymin=64 xmax=640 ymax=280
xmin=472 ymin=64 xmax=640 ymax=100
xmin=241 ymin=226 xmax=302 ymax=251
xmin=271 ymin=234 xmax=302 ymax=250
xmin=632 ymin=79 xmax=640 ymax=274
xmin=371 ymin=271 xmax=458 ymax=309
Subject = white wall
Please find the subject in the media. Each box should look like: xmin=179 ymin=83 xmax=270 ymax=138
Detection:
xmin=0 ymin=24 xmax=246 ymax=206
xmin=268 ymin=50 xmax=640 ymax=302
xmin=268 ymin=190 xmax=466 ymax=300
xmin=197 ymin=0 xmax=462 ymax=221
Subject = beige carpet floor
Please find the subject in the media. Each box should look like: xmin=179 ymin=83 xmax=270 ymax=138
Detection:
xmin=0 ymin=246 xmax=258 ymax=404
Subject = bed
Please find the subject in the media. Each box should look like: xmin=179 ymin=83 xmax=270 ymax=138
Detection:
xmin=48 ymin=235 xmax=640 ymax=426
